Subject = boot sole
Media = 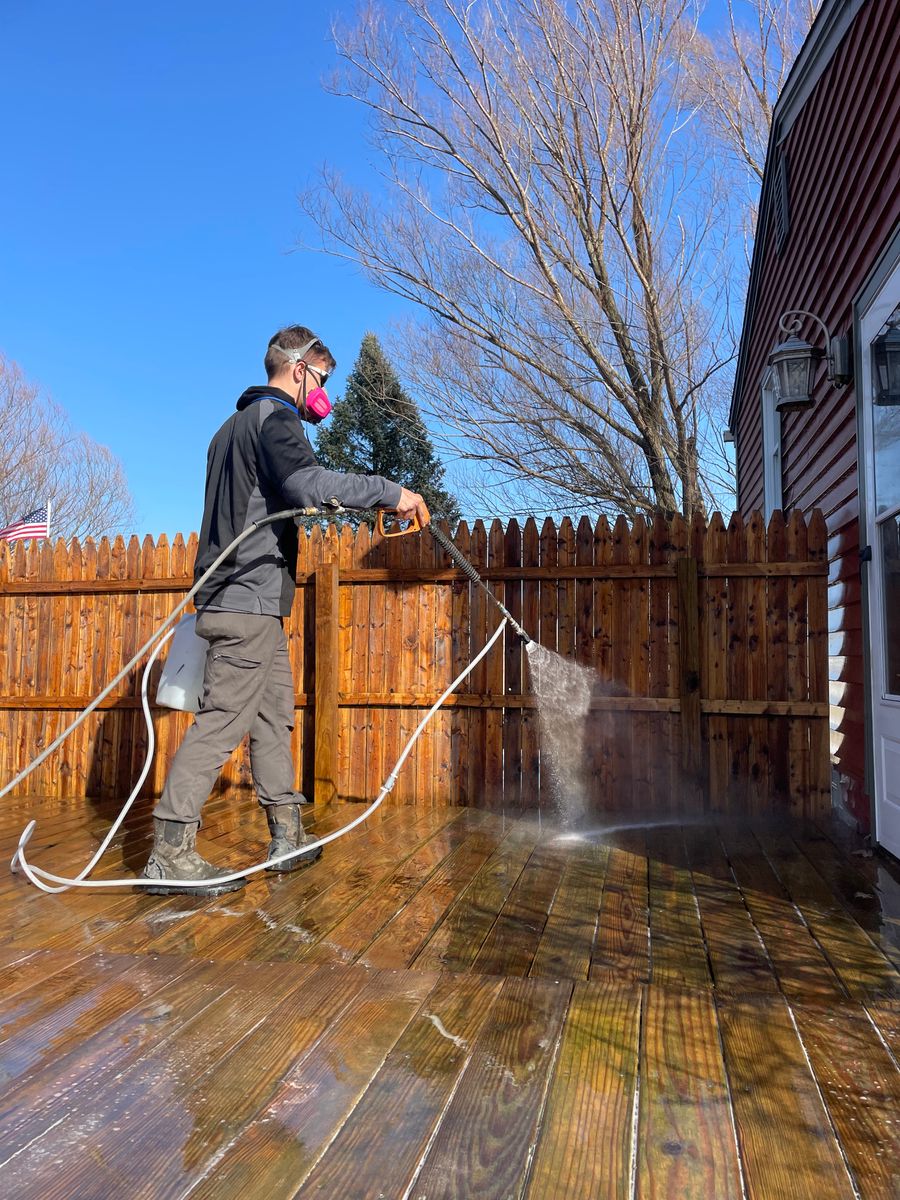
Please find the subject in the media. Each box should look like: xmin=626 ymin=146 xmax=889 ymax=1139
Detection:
xmin=265 ymin=847 xmax=323 ymax=873
xmin=140 ymin=877 xmax=247 ymax=897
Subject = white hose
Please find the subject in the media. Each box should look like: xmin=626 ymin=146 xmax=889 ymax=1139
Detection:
xmin=11 ymin=605 xmax=508 ymax=892
xmin=8 ymin=629 xmax=173 ymax=888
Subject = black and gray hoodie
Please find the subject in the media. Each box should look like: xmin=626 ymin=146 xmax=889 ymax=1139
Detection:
xmin=193 ymin=386 xmax=402 ymax=617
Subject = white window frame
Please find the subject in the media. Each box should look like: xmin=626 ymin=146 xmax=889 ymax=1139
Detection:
xmin=761 ymin=368 xmax=783 ymax=517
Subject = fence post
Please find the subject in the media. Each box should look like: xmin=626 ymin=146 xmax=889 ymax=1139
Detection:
xmin=314 ymin=550 xmax=340 ymax=806
xmin=676 ymin=556 xmax=703 ymax=777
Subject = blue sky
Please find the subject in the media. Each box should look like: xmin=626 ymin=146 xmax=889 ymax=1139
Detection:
xmin=1 ymin=0 xmax=408 ymax=536
xmin=1 ymin=1 xmax=742 ymax=536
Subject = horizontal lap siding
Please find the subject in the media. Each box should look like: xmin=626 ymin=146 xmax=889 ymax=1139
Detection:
xmin=734 ymin=0 xmax=900 ymax=828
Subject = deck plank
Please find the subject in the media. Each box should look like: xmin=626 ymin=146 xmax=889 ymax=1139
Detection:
xmin=359 ymin=821 xmax=510 ymax=969
xmin=791 ymin=998 xmax=900 ymax=1200
xmin=471 ymin=840 xmax=569 ymax=977
xmin=409 ymin=975 xmax=572 ymax=1200
xmin=717 ymin=823 xmax=848 ymax=1004
xmin=682 ymin=825 xmax=779 ymax=996
xmin=756 ymin=831 xmax=900 ymax=1000
xmin=411 ymin=822 xmax=540 ymax=973
xmin=637 ymin=984 xmax=743 ymax=1200
xmin=181 ymin=968 xmax=437 ymax=1200
xmin=525 ymin=978 xmax=640 ymax=1200
xmin=717 ymin=994 xmax=857 ymax=1200
xmin=591 ymin=835 xmax=651 ymax=983
xmin=645 ymin=827 xmax=713 ymax=992
xmin=293 ymin=974 xmax=504 ymax=1200
xmin=529 ymin=841 xmax=608 ymax=981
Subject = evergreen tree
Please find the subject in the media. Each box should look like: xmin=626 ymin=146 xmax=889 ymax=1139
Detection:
xmin=315 ymin=334 xmax=461 ymax=527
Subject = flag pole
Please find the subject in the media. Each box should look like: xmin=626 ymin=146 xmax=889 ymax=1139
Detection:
xmin=46 ymin=499 xmax=51 ymax=541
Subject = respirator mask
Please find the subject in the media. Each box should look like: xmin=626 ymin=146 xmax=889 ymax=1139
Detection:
xmin=270 ymin=337 xmax=332 ymax=424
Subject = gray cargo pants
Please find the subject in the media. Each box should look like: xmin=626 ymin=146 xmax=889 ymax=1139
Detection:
xmin=154 ymin=610 xmax=304 ymax=824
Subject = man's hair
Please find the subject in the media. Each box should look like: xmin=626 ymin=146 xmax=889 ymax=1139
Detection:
xmin=264 ymin=326 xmax=336 ymax=379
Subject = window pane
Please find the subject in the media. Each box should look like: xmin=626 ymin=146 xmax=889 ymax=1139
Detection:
xmin=874 ymin=404 xmax=900 ymax=515
xmin=881 ymin=514 xmax=900 ymax=697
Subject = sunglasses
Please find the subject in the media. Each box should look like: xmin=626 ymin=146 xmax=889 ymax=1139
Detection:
xmin=305 ymin=362 xmax=330 ymax=388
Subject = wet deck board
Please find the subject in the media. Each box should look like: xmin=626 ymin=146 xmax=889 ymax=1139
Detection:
xmin=2 ymin=796 xmax=900 ymax=1199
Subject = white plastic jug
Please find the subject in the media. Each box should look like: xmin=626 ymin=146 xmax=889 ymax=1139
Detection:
xmin=156 ymin=613 xmax=207 ymax=712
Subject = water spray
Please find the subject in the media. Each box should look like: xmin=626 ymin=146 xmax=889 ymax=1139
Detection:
xmin=7 ymin=503 xmax=529 ymax=893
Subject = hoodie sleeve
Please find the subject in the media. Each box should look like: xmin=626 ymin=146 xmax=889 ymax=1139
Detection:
xmin=257 ymin=407 xmax=403 ymax=511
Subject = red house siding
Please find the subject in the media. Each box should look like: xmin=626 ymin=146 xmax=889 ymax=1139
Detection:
xmin=734 ymin=0 xmax=900 ymax=828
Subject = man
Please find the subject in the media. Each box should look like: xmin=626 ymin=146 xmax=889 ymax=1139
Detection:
xmin=140 ymin=325 xmax=429 ymax=895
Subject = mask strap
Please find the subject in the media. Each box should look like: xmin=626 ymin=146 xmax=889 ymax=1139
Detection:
xmin=270 ymin=338 xmax=320 ymax=366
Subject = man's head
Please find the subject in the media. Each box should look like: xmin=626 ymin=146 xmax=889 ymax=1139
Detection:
xmin=265 ymin=326 xmax=336 ymax=422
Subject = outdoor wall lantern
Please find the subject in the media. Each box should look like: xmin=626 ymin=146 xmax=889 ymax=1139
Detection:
xmin=768 ymin=309 xmax=852 ymax=412
xmin=872 ymin=318 xmax=900 ymax=406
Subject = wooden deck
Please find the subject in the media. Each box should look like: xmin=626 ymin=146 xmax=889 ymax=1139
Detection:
xmin=2 ymin=794 xmax=900 ymax=1199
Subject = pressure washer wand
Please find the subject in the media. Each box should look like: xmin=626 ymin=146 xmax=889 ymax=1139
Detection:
xmin=427 ymin=524 xmax=532 ymax=644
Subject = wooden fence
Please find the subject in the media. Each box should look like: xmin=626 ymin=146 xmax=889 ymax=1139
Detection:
xmin=0 ymin=510 xmax=830 ymax=818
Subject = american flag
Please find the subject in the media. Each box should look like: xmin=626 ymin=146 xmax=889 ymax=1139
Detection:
xmin=0 ymin=505 xmax=50 ymax=542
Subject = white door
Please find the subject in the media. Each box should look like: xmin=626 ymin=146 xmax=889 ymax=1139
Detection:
xmin=860 ymin=257 xmax=900 ymax=857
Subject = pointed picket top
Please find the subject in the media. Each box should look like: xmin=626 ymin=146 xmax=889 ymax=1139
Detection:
xmin=746 ymin=510 xmax=766 ymax=560
xmin=690 ymin=510 xmax=708 ymax=559
xmin=125 ymin=535 xmax=140 ymax=577
xmin=540 ymin=516 xmax=555 ymax=541
xmin=455 ymin=519 xmax=470 ymax=541
xmin=611 ymin=513 xmax=630 ymax=557
xmin=669 ymin=512 xmax=688 ymax=556
xmin=576 ymin=514 xmax=593 ymax=542
xmin=786 ymin=508 xmax=808 ymax=560
xmin=52 ymin=537 xmax=68 ymax=577
xmin=649 ymin=511 xmax=670 ymax=561
xmin=704 ymin=512 xmax=727 ymax=563
xmin=139 ymin=534 xmax=154 ymax=576
xmin=466 ymin=521 xmax=486 ymax=572
xmin=726 ymin=511 xmax=745 ymax=566
xmin=630 ymin=513 xmax=648 ymax=562
xmin=353 ymin=520 xmax=371 ymax=569
xmin=309 ymin=523 xmax=324 ymax=567
xmin=593 ymin=513 xmax=611 ymax=540
xmin=97 ymin=536 xmax=112 ymax=577
xmin=808 ymin=509 xmax=828 ymax=560
xmin=339 ymin=521 xmax=355 ymax=568
xmin=522 ymin=516 xmax=539 ymax=558
xmin=766 ymin=509 xmax=787 ymax=558
xmin=39 ymin=537 xmax=54 ymax=578
xmin=13 ymin=538 xmax=26 ymax=576
xmin=170 ymin=531 xmax=187 ymax=576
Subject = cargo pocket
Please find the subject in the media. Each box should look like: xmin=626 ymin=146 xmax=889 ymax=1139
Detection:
xmin=202 ymin=651 xmax=265 ymax=713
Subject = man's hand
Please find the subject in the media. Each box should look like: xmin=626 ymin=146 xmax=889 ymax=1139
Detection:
xmin=395 ymin=487 xmax=431 ymax=527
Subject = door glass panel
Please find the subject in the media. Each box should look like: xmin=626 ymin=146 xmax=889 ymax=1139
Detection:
xmin=873 ymin=309 xmax=900 ymax=514
xmin=881 ymin=513 xmax=900 ymax=697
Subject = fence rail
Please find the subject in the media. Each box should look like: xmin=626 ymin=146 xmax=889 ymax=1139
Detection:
xmin=0 ymin=510 xmax=829 ymax=817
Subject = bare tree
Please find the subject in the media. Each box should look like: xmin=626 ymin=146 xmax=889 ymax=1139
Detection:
xmin=0 ymin=356 xmax=135 ymax=540
xmin=303 ymin=0 xmax=745 ymax=518
xmin=683 ymin=0 xmax=820 ymax=186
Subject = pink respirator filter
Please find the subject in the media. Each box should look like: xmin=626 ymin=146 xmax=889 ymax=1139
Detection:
xmin=305 ymin=387 xmax=331 ymax=423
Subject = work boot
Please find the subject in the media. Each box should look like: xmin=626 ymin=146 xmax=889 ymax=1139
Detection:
xmin=140 ymin=818 xmax=246 ymax=896
xmin=265 ymin=803 xmax=323 ymax=872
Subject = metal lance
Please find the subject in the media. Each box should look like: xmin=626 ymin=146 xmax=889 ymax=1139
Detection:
xmin=427 ymin=523 xmax=532 ymax=643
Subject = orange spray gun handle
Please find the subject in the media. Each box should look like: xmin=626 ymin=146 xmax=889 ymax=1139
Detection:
xmin=377 ymin=504 xmax=430 ymax=538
